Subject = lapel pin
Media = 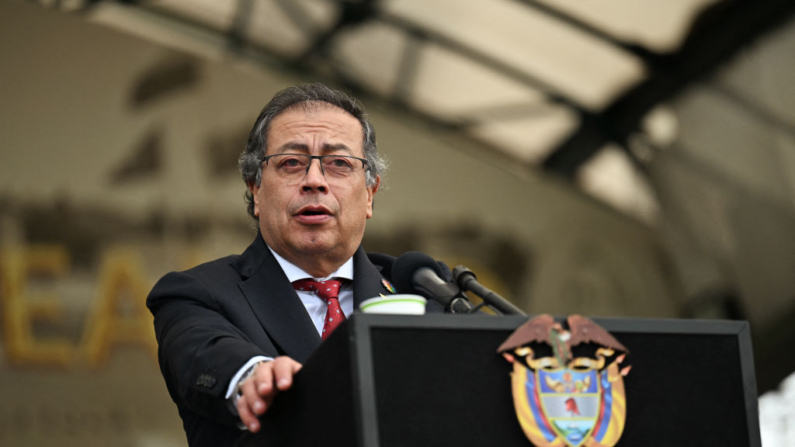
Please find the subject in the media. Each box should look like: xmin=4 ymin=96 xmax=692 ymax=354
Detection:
xmin=381 ymin=279 xmax=396 ymax=294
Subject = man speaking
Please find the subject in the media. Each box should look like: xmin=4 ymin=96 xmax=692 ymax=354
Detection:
xmin=147 ymin=83 xmax=432 ymax=446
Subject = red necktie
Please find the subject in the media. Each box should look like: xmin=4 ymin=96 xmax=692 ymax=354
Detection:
xmin=292 ymin=278 xmax=346 ymax=340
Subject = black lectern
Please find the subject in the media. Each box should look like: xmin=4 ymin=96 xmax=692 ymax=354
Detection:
xmin=239 ymin=314 xmax=761 ymax=447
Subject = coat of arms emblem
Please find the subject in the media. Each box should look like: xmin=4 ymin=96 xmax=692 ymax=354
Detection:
xmin=498 ymin=315 xmax=631 ymax=447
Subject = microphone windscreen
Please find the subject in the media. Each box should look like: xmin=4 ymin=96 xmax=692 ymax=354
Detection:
xmin=391 ymin=251 xmax=444 ymax=294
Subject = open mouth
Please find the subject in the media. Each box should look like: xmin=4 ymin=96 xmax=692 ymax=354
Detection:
xmin=295 ymin=205 xmax=332 ymax=222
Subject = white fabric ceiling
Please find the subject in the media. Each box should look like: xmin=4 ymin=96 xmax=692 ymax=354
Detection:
xmin=72 ymin=0 xmax=786 ymax=223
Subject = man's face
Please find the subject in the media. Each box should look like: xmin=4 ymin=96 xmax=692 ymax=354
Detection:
xmin=249 ymin=104 xmax=379 ymax=273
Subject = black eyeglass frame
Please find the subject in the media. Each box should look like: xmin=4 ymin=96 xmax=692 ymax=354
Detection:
xmin=261 ymin=153 xmax=369 ymax=177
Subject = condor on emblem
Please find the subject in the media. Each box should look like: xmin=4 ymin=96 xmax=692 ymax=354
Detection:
xmin=498 ymin=315 xmax=631 ymax=447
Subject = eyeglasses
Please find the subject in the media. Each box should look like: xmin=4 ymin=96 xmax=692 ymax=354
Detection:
xmin=262 ymin=153 xmax=368 ymax=184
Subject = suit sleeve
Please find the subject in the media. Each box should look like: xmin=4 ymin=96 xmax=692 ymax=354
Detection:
xmin=146 ymin=270 xmax=268 ymax=427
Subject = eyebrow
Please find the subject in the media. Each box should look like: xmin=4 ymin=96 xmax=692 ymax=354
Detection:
xmin=275 ymin=142 xmax=354 ymax=155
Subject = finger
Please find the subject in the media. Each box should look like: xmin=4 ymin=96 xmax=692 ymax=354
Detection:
xmin=236 ymin=395 xmax=260 ymax=432
xmin=252 ymin=361 xmax=275 ymax=397
xmin=272 ymin=357 xmax=302 ymax=391
xmin=240 ymin=375 xmax=267 ymax=415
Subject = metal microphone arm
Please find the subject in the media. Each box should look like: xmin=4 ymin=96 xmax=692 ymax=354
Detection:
xmin=411 ymin=268 xmax=473 ymax=314
xmin=452 ymin=266 xmax=526 ymax=316
xmin=414 ymin=280 xmax=472 ymax=314
xmin=391 ymin=252 xmax=475 ymax=314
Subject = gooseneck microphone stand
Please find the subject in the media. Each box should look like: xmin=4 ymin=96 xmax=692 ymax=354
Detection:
xmin=452 ymin=266 xmax=527 ymax=316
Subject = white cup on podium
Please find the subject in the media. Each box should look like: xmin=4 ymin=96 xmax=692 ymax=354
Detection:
xmin=360 ymin=294 xmax=426 ymax=315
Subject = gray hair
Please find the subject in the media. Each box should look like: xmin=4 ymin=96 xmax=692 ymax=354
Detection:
xmin=239 ymin=83 xmax=386 ymax=220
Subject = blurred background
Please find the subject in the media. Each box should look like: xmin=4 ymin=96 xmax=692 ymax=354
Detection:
xmin=1 ymin=0 xmax=794 ymax=445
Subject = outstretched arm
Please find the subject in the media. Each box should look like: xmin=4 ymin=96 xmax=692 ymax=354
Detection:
xmin=147 ymin=270 xmax=271 ymax=427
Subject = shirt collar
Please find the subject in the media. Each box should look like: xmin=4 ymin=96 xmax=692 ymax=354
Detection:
xmin=267 ymin=246 xmax=354 ymax=283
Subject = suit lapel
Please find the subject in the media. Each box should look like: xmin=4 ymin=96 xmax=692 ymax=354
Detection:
xmin=353 ymin=246 xmax=392 ymax=308
xmin=233 ymin=237 xmax=394 ymax=360
xmin=234 ymin=236 xmax=320 ymax=363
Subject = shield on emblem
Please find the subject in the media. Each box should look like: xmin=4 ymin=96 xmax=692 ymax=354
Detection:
xmin=537 ymin=368 xmax=600 ymax=447
xmin=501 ymin=315 xmax=629 ymax=447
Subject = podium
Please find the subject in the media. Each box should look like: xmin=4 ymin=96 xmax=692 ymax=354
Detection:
xmin=239 ymin=314 xmax=761 ymax=447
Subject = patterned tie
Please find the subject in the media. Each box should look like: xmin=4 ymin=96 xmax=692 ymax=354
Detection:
xmin=292 ymin=278 xmax=346 ymax=340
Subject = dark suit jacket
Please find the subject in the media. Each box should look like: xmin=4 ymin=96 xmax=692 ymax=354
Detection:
xmin=146 ymin=234 xmax=424 ymax=447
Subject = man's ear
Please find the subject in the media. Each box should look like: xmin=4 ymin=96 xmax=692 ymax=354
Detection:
xmin=248 ymin=181 xmax=260 ymax=217
xmin=366 ymin=176 xmax=380 ymax=219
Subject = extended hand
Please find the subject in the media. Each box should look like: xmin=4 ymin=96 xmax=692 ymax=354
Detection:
xmin=236 ymin=356 xmax=303 ymax=432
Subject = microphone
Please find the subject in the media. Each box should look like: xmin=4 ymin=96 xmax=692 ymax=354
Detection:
xmin=452 ymin=266 xmax=526 ymax=316
xmin=391 ymin=252 xmax=473 ymax=313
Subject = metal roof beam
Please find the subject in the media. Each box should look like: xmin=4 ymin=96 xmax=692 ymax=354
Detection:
xmin=228 ymin=0 xmax=253 ymax=52
xmin=542 ymin=0 xmax=795 ymax=178
xmin=511 ymin=0 xmax=660 ymax=64
xmin=379 ymin=13 xmax=588 ymax=117
xmin=295 ymin=0 xmax=378 ymax=64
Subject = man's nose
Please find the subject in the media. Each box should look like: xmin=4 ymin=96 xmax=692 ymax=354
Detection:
xmin=301 ymin=158 xmax=329 ymax=191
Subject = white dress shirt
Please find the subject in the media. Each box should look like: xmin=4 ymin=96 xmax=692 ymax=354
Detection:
xmin=269 ymin=247 xmax=354 ymax=334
